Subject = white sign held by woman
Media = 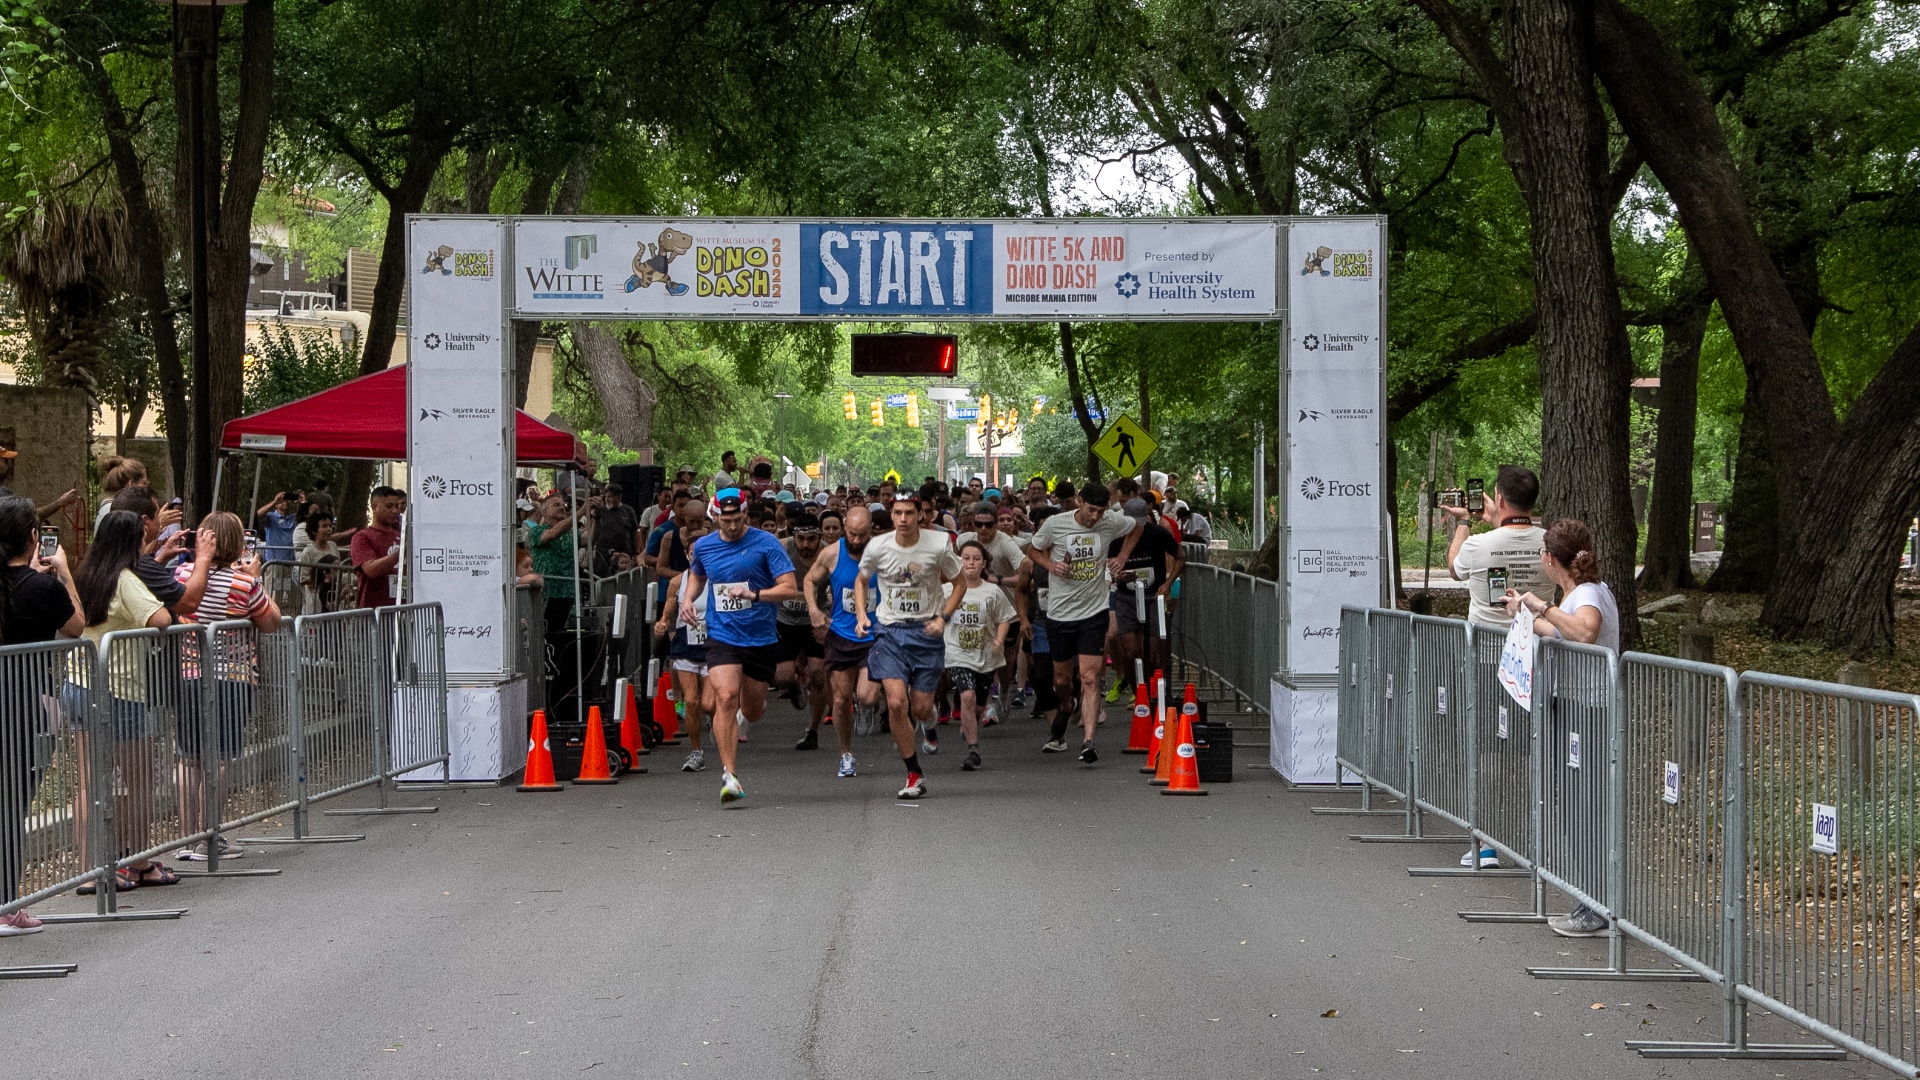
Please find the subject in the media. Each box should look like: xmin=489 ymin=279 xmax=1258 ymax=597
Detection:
xmin=1497 ymin=608 xmax=1536 ymax=710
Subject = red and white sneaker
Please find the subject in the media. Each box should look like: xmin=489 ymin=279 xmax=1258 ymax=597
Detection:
xmin=897 ymin=772 xmax=927 ymax=800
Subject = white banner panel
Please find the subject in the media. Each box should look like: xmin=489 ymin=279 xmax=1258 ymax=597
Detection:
xmin=507 ymin=218 xmax=1279 ymax=320
xmin=408 ymin=217 xmax=512 ymax=677
xmin=1285 ymin=219 xmax=1385 ymax=675
xmin=514 ymin=219 xmax=801 ymax=318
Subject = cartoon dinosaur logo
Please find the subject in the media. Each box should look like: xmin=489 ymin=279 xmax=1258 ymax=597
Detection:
xmin=423 ymin=244 xmax=455 ymax=275
xmin=625 ymin=228 xmax=694 ymax=296
xmin=1300 ymin=245 xmax=1332 ymax=276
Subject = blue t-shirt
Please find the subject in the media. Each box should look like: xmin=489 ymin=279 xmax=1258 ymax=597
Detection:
xmin=688 ymin=527 xmax=795 ymax=647
xmin=261 ymin=509 xmax=298 ymax=560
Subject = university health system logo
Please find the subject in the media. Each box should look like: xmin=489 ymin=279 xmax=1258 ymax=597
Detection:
xmin=1113 ymin=272 xmax=1141 ymax=298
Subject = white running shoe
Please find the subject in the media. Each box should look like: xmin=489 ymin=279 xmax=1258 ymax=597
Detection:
xmin=838 ymin=753 xmax=857 ymax=778
xmin=897 ymin=772 xmax=926 ymax=799
xmin=720 ymin=771 xmax=745 ymax=804
xmin=737 ymin=710 xmax=750 ymax=743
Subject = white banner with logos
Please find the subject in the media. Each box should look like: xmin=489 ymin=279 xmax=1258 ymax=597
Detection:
xmin=408 ymin=216 xmax=512 ymax=678
xmin=508 ymin=218 xmax=1278 ymax=320
xmin=1284 ymin=219 xmax=1385 ymax=676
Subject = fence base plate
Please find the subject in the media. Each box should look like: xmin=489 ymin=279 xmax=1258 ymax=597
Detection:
xmin=1528 ymin=965 xmax=1704 ymax=982
xmin=1627 ymin=1040 xmax=1846 ymax=1061
xmin=1350 ymin=833 xmax=1473 ymax=843
xmin=171 ymin=868 xmax=283 ymax=878
xmin=1308 ymin=807 xmax=1404 ymax=816
xmin=36 ymin=909 xmax=187 ymax=923
xmin=1459 ymin=911 xmax=1551 ymax=923
xmin=323 ymin=807 xmax=439 ymax=816
xmin=1408 ymin=866 xmax=1530 ymax=878
xmin=0 ymin=964 xmax=77 ymax=980
xmin=238 ymin=835 xmax=366 ymax=844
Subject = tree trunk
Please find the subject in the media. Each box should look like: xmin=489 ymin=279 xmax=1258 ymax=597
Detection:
xmin=510 ymin=159 xmax=565 ymax=408
xmin=1706 ymin=387 xmax=1778 ymax=592
xmin=1593 ymin=0 xmax=1920 ymax=650
xmin=82 ymin=62 xmax=188 ymax=496
xmin=572 ymin=324 xmax=656 ymax=450
xmin=1504 ymin=0 xmax=1641 ymax=646
xmin=358 ymin=143 xmax=446 ymax=376
xmin=1059 ymin=321 xmax=1100 ymax=481
xmin=1136 ymin=342 xmax=1151 ymax=489
xmin=1637 ymin=290 xmax=1709 ymax=594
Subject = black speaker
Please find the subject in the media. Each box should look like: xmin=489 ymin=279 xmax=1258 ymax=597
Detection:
xmin=608 ymin=464 xmax=666 ymax=508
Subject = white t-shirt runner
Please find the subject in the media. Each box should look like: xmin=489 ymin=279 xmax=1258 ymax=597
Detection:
xmin=858 ymin=529 xmax=962 ymax=625
xmin=942 ymin=580 xmax=1015 ymax=672
xmin=1452 ymin=524 xmax=1549 ymax=626
xmin=1029 ymin=506 xmax=1136 ymax=623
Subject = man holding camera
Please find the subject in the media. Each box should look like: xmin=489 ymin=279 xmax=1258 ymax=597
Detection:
xmin=1442 ymin=465 xmax=1548 ymax=627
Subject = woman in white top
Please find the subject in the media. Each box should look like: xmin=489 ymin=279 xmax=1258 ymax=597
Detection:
xmin=1503 ymin=518 xmax=1619 ymax=654
xmin=1502 ymin=516 xmax=1617 ymax=939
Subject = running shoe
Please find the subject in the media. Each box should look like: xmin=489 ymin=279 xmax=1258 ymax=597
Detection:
xmin=937 ymin=709 xmax=954 ymax=726
xmin=720 ymin=771 xmax=745 ymax=804
xmin=838 ymin=753 xmax=858 ymax=778
xmin=1460 ymin=847 xmax=1500 ymax=869
xmin=1078 ymin=740 xmax=1098 ymax=764
xmin=1104 ymin=681 xmax=1123 ymax=704
xmin=795 ymin=728 xmax=819 ymax=751
xmin=920 ymin=724 xmax=939 ymax=755
xmin=1547 ymin=904 xmax=1610 ymax=938
xmin=962 ymin=748 xmax=982 ymax=771
xmin=0 ymin=910 xmax=44 ymax=936
xmin=898 ymin=772 xmax=927 ymax=799
xmin=1041 ymin=738 xmax=1070 ymax=753
xmin=793 ymin=684 xmax=808 ymax=712
xmin=681 ymin=749 xmax=706 ymax=772
xmin=737 ymin=710 xmax=750 ymax=743
xmin=982 ymin=701 xmax=999 ymax=727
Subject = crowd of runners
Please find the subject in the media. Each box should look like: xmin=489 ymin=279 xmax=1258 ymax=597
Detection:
xmin=624 ymin=459 xmax=1200 ymax=804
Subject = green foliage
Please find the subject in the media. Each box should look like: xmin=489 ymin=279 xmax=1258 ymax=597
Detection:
xmin=242 ymin=321 xmax=361 ymax=416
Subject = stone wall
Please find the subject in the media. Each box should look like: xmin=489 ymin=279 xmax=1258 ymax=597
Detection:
xmin=0 ymin=385 xmax=91 ymax=544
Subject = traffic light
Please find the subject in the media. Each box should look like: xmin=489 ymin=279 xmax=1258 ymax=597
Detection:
xmin=905 ymin=393 xmax=920 ymax=428
xmin=843 ymin=391 xmax=857 ymax=421
xmin=870 ymin=398 xmax=884 ymax=427
xmin=979 ymin=393 xmax=991 ymax=420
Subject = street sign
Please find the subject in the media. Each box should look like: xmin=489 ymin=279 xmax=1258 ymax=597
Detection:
xmin=1092 ymin=414 xmax=1157 ymax=475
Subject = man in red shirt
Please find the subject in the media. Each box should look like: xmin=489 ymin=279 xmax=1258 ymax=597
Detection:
xmin=351 ymin=486 xmax=406 ymax=607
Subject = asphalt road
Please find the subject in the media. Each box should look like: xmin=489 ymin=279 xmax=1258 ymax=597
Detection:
xmin=4 ymin=698 xmax=1875 ymax=1080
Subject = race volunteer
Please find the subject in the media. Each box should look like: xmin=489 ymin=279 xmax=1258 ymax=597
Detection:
xmin=805 ymin=505 xmax=881 ymax=778
xmin=679 ymin=488 xmax=799 ymax=805
xmin=1026 ymin=483 xmax=1142 ymax=763
xmin=1444 ymin=465 xmax=1548 ymax=626
xmin=854 ymin=491 xmax=964 ymax=800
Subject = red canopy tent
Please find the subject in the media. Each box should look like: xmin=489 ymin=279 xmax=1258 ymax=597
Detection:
xmin=220 ymin=365 xmax=585 ymax=465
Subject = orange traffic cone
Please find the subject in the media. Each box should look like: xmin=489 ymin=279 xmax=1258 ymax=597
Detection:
xmin=1163 ymin=695 xmax=1208 ymax=796
xmin=1124 ymin=682 xmax=1153 ymax=754
xmin=574 ymin=705 xmax=618 ymax=785
xmin=517 ymin=710 xmax=562 ymax=792
xmin=618 ymin=680 xmax=648 ymax=774
xmin=1151 ymin=705 xmax=1176 ymax=786
xmin=653 ymin=672 xmax=680 ymax=745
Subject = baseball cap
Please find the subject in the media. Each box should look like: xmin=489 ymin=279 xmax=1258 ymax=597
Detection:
xmin=709 ymin=488 xmax=745 ymax=517
xmin=1123 ymin=497 xmax=1152 ymax=521
xmin=775 ymin=490 xmax=795 ymax=503
xmin=867 ymin=501 xmax=888 ymax=514
xmin=891 ymin=490 xmax=923 ymax=507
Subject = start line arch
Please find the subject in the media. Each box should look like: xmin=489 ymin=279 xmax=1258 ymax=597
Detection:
xmin=406 ymin=215 xmax=1386 ymax=782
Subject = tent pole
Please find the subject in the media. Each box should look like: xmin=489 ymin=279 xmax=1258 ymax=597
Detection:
xmin=249 ymin=455 xmax=264 ymax=527
xmin=209 ymin=455 xmax=226 ymax=521
xmin=570 ymin=472 xmax=585 ymax=727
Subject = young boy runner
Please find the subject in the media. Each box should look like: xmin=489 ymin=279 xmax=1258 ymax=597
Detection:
xmin=944 ymin=541 xmax=1015 ymax=771
xmin=679 ymin=488 xmax=799 ymax=804
xmin=805 ymin=506 xmax=882 ymax=777
xmin=854 ymin=491 xmax=965 ymax=799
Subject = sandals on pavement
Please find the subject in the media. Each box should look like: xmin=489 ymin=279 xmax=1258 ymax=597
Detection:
xmin=75 ymin=868 xmax=138 ymax=895
xmin=135 ymin=861 xmax=179 ymax=886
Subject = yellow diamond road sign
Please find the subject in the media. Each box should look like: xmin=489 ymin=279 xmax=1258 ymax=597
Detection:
xmin=1092 ymin=414 xmax=1157 ymax=475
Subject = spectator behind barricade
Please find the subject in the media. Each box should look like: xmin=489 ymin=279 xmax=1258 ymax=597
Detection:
xmin=526 ymin=495 xmax=583 ymax=630
xmin=94 ymin=456 xmax=147 ymax=530
xmin=0 ymin=444 xmax=79 ymax=523
xmin=253 ymin=490 xmax=302 ymax=565
xmin=591 ymin=482 xmax=642 ymax=575
xmin=711 ymin=450 xmax=739 ymax=492
xmin=169 ymin=511 xmax=280 ymax=862
xmin=111 ymin=485 xmax=211 ymax=617
xmin=351 ymin=486 xmax=406 ymax=608
xmin=296 ymin=512 xmax=345 ymax=615
xmin=71 ymin=511 xmax=185 ymax=893
xmin=305 ymin=477 xmax=334 ymax=520
xmin=1444 ymin=465 xmax=1549 ymax=627
xmin=1504 ymin=517 xmax=1618 ymax=937
xmin=515 ymin=545 xmax=543 ymax=589
xmin=639 ymin=484 xmax=674 ymax=533
xmin=0 ymin=496 xmax=82 ymax=936
xmin=1176 ymin=505 xmax=1211 ymax=543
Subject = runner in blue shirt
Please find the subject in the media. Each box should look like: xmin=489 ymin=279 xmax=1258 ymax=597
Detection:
xmin=680 ymin=488 xmax=798 ymax=804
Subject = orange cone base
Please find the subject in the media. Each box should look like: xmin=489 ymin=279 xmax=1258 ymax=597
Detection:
xmin=517 ymin=781 xmax=563 ymax=792
xmin=1123 ymin=747 xmax=1148 ymax=755
xmin=1161 ymin=786 xmax=1208 ymax=796
xmin=573 ymin=778 xmax=617 ymax=786
xmin=1149 ymin=778 xmax=1170 ymax=787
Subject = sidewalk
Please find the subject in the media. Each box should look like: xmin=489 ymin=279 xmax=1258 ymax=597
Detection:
xmin=5 ymin=700 xmax=1872 ymax=1079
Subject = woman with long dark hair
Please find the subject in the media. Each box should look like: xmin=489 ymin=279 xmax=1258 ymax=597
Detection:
xmin=1 ymin=497 xmax=82 ymax=935
xmin=71 ymin=511 xmax=180 ymax=892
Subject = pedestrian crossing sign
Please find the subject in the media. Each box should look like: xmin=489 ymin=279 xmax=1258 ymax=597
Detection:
xmin=1092 ymin=414 xmax=1157 ymax=475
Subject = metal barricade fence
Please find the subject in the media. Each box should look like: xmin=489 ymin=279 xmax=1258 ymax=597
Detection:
xmin=1472 ymin=623 xmax=1534 ymax=868
xmin=91 ymin=625 xmax=203 ymax=888
xmin=1336 ymin=606 xmax=1370 ymax=791
xmin=1410 ymin=615 xmax=1473 ymax=833
xmin=513 ymin=582 xmax=547 ymax=714
xmin=1366 ymin=609 xmax=1414 ymax=802
xmin=1738 ymin=673 xmax=1920 ymax=1076
xmin=381 ymin=603 xmax=449 ymax=781
xmin=1532 ymin=638 xmax=1618 ymax=922
xmin=203 ymin=623 xmax=299 ymax=833
xmin=258 ymin=559 xmax=359 ymax=616
xmin=2 ymin=638 xmax=97 ymax=926
xmin=289 ymin=609 xmax=383 ymax=815
xmin=1166 ymin=558 xmax=1277 ymax=716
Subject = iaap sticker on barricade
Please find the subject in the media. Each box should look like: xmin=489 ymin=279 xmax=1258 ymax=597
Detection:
xmin=1567 ymin=731 xmax=1582 ymax=770
xmin=1436 ymin=686 xmax=1447 ymax=715
xmin=1811 ymin=802 xmax=1839 ymax=855
xmin=1496 ymin=704 xmax=1509 ymax=740
xmin=1662 ymin=761 xmax=1681 ymax=805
